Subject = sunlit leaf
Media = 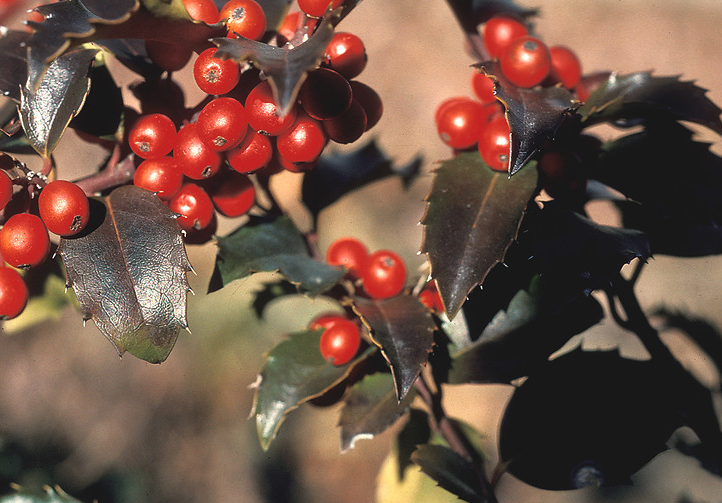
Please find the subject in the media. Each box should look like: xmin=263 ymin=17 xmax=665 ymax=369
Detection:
xmin=57 ymin=186 xmax=192 ymax=364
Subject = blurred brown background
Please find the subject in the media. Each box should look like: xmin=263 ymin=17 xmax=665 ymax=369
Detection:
xmin=1 ymin=0 xmax=722 ymax=502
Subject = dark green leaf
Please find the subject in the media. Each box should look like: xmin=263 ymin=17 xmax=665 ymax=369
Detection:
xmin=339 ymin=373 xmax=414 ymax=452
xmin=0 ymin=485 xmax=83 ymax=503
xmin=444 ymin=0 xmax=537 ymax=34
xmin=499 ymin=347 xmax=683 ymax=489
xmin=395 ymin=408 xmax=432 ymax=480
xmin=578 ymin=72 xmax=722 ymax=134
xmin=411 ymin=444 xmax=485 ymax=503
xmin=20 ymin=48 xmax=98 ymax=158
xmin=251 ymin=279 xmax=300 ymax=318
xmin=57 ymin=186 xmax=192 ymax=364
xmin=351 ymin=296 xmax=436 ymax=401
xmin=421 ymin=151 xmax=538 ymax=319
xmin=0 ymin=29 xmax=30 ymax=102
xmin=483 ymin=61 xmax=579 ymax=176
xmin=301 ymin=140 xmax=422 ymax=217
xmin=253 ymin=329 xmax=358 ymax=450
xmin=211 ymin=215 xmax=344 ymax=295
xmin=68 ymin=52 xmax=123 ymax=139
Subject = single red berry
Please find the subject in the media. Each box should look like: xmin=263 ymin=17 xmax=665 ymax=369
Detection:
xmin=299 ymin=68 xmax=353 ymax=120
xmin=0 ymin=170 xmax=12 ymax=210
xmin=478 ymin=116 xmax=511 ymax=172
xmin=226 ymin=130 xmax=273 ymax=173
xmin=220 ymin=0 xmax=267 ymax=40
xmin=183 ymin=0 xmax=220 ymax=23
xmin=309 ymin=312 xmax=347 ymax=331
xmin=500 ymin=36 xmax=552 ymax=88
xmin=245 ymin=80 xmax=297 ymax=135
xmin=0 ymin=267 xmax=28 ymax=319
xmin=349 ymin=81 xmax=383 ymax=131
xmin=277 ymin=111 xmax=328 ymax=163
xmin=361 ymin=250 xmax=406 ymax=299
xmin=174 ymin=123 xmax=223 ymax=179
xmin=326 ymin=236 xmax=368 ymax=278
xmin=193 ymin=48 xmax=241 ymax=95
xmin=0 ymin=213 xmax=50 ymax=268
xmin=471 ymin=71 xmax=496 ymax=104
xmin=319 ymin=319 xmax=360 ymax=366
xmin=419 ymin=281 xmax=444 ymax=312
xmin=128 ymin=113 xmax=177 ymax=159
xmin=207 ymin=170 xmax=256 ymax=217
xmin=324 ymin=32 xmax=367 ymax=79
xmin=169 ymin=183 xmax=215 ymax=231
xmin=38 ymin=180 xmax=90 ymax=236
xmin=276 ymin=155 xmax=317 ymax=173
xmin=133 ymin=157 xmax=184 ymax=200
xmin=196 ymin=97 xmax=248 ymax=151
xmin=145 ymin=41 xmax=193 ymax=72
xmin=435 ymin=97 xmax=492 ymax=150
xmin=483 ymin=15 xmax=528 ymax=58
xmin=322 ymin=100 xmax=367 ymax=144
xmin=549 ymin=45 xmax=582 ymax=89
xmin=299 ymin=0 xmax=344 ymax=17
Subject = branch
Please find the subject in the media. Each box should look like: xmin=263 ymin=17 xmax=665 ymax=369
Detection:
xmin=74 ymin=144 xmax=135 ymax=195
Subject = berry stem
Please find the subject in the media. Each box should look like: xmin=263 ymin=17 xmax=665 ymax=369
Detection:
xmin=74 ymin=144 xmax=135 ymax=195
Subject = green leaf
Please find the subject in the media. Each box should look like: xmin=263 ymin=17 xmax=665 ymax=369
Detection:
xmin=0 ymin=485 xmax=83 ymax=503
xmin=339 ymin=373 xmax=414 ymax=452
xmin=483 ymin=61 xmax=579 ymax=176
xmin=421 ymin=151 xmax=538 ymax=319
xmin=301 ymin=140 xmax=422 ymax=217
xmin=411 ymin=444 xmax=486 ymax=503
xmin=19 ymin=48 xmax=98 ymax=158
xmin=211 ymin=215 xmax=344 ymax=295
xmin=351 ymin=296 xmax=437 ymax=401
xmin=578 ymin=72 xmax=722 ymax=134
xmin=57 ymin=186 xmax=192 ymax=364
xmin=253 ymin=329 xmax=359 ymax=450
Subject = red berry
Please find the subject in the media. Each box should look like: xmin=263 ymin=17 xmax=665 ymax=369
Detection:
xmin=309 ymin=312 xmax=347 ymax=331
xmin=169 ymin=183 xmax=215 ymax=231
xmin=38 ymin=180 xmax=90 ymax=236
xmin=319 ymin=319 xmax=360 ymax=366
xmin=478 ymin=116 xmax=511 ymax=172
xmin=245 ymin=80 xmax=297 ymax=135
xmin=499 ymin=36 xmax=552 ymax=88
xmin=220 ymin=0 xmax=267 ymax=40
xmin=435 ymin=97 xmax=492 ymax=150
xmin=277 ymin=111 xmax=328 ymax=163
xmin=483 ymin=15 xmax=528 ymax=58
xmin=183 ymin=0 xmax=220 ymax=23
xmin=322 ymin=100 xmax=367 ymax=144
xmin=133 ymin=157 xmax=184 ymax=200
xmin=0 ymin=213 xmax=50 ymax=268
xmin=226 ymin=131 xmax=273 ymax=173
xmin=128 ymin=113 xmax=177 ymax=159
xmin=196 ymin=97 xmax=248 ymax=151
xmin=0 ymin=267 xmax=28 ymax=319
xmin=549 ymin=45 xmax=582 ymax=89
xmin=326 ymin=237 xmax=368 ymax=278
xmin=0 ymin=171 xmax=12 ymax=210
xmin=299 ymin=68 xmax=353 ymax=120
xmin=471 ymin=71 xmax=496 ymax=104
xmin=207 ymin=170 xmax=256 ymax=217
xmin=349 ymin=81 xmax=383 ymax=131
xmin=193 ymin=48 xmax=241 ymax=95
xmin=277 ymin=11 xmax=301 ymax=42
xmin=298 ymin=0 xmax=344 ymax=17
xmin=324 ymin=32 xmax=367 ymax=79
xmin=174 ymin=123 xmax=222 ymax=179
xmin=361 ymin=250 xmax=406 ymax=299
xmin=419 ymin=281 xmax=444 ymax=312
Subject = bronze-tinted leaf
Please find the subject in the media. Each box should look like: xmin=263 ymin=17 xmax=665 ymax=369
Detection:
xmin=421 ymin=151 xmax=538 ymax=319
xmin=57 ymin=185 xmax=192 ymax=364
xmin=351 ymin=296 xmax=436 ymax=401
xmin=20 ymin=48 xmax=98 ymax=158
xmin=339 ymin=373 xmax=414 ymax=452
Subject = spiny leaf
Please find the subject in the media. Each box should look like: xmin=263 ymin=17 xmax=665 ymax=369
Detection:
xmin=301 ymin=140 xmax=422 ymax=217
xmin=499 ymin=347 xmax=683 ymax=489
xmin=253 ymin=329 xmax=364 ymax=450
xmin=57 ymin=185 xmax=192 ymax=364
xmin=578 ymin=72 xmax=722 ymax=134
xmin=19 ymin=48 xmax=97 ymax=158
xmin=350 ymin=296 xmax=436 ymax=401
xmin=339 ymin=373 xmax=414 ymax=452
xmin=211 ymin=215 xmax=344 ymax=295
xmin=0 ymin=28 xmax=31 ymax=101
xmin=482 ymin=61 xmax=579 ymax=176
xmin=411 ymin=444 xmax=486 ymax=503
xmin=212 ymin=9 xmax=339 ymax=115
xmin=421 ymin=151 xmax=538 ymax=319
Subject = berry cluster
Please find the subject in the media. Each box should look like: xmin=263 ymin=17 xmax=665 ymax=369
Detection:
xmin=133 ymin=0 xmax=382 ymax=235
xmin=435 ymin=14 xmax=586 ymax=172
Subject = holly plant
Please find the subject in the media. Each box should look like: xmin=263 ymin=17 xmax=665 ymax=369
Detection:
xmin=0 ymin=0 xmax=721 ymax=501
